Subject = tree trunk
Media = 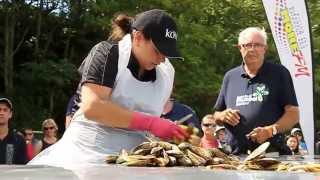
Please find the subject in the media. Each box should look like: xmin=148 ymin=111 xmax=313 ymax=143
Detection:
xmin=49 ymin=89 xmax=54 ymax=116
xmin=43 ymin=26 xmax=57 ymax=57
xmin=34 ymin=0 xmax=43 ymax=62
xmin=63 ymin=35 xmax=71 ymax=61
xmin=3 ymin=6 xmax=15 ymax=95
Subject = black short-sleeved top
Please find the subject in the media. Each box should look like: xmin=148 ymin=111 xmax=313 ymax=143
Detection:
xmin=71 ymin=41 xmax=157 ymax=115
xmin=214 ymin=61 xmax=298 ymax=154
xmin=0 ymin=131 xmax=28 ymax=164
xmin=40 ymin=139 xmax=55 ymax=151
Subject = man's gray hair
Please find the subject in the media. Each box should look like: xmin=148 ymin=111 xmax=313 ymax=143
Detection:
xmin=238 ymin=27 xmax=267 ymax=45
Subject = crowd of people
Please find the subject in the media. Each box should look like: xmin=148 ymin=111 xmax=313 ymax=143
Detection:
xmin=0 ymin=98 xmax=59 ymax=164
xmin=0 ymin=95 xmax=310 ymax=165
xmin=0 ymin=9 xmax=314 ymax=167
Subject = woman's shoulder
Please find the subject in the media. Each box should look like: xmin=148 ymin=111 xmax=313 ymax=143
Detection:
xmin=79 ymin=41 xmax=120 ymax=73
xmin=94 ymin=41 xmax=119 ymax=55
xmin=158 ymin=59 xmax=175 ymax=73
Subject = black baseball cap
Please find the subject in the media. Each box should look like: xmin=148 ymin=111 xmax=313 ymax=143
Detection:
xmin=132 ymin=9 xmax=183 ymax=60
xmin=0 ymin=98 xmax=13 ymax=110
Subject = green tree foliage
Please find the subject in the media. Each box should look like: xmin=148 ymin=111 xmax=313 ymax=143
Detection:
xmin=0 ymin=0 xmax=319 ymax=133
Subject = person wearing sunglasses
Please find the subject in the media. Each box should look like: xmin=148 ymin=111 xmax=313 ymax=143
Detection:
xmin=29 ymin=9 xmax=188 ymax=168
xmin=199 ymin=114 xmax=219 ymax=149
xmin=35 ymin=118 xmax=58 ymax=152
xmin=213 ymin=27 xmax=299 ymax=155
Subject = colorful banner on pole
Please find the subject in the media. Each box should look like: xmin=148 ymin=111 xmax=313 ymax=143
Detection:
xmin=262 ymin=0 xmax=314 ymax=154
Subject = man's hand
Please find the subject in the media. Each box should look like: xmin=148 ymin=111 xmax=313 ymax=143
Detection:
xmin=247 ymin=126 xmax=273 ymax=144
xmin=221 ymin=108 xmax=240 ymax=126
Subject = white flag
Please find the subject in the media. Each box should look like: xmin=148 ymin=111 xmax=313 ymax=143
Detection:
xmin=262 ymin=0 xmax=314 ymax=154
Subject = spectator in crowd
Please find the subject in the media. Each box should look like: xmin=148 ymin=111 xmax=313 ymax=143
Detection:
xmin=290 ymin=127 xmax=308 ymax=154
xmin=161 ymin=98 xmax=201 ymax=130
xmin=23 ymin=128 xmax=40 ymax=161
xmin=0 ymin=98 xmax=27 ymax=164
xmin=215 ymin=126 xmax=232 ymax=153
xmin=65 ymin=94 xmax=77 ymax=128
xmin=162 ymin=98 xmax=201 ymax=145
xmin=29 ymin=9 xmax=187 ymax=167
xmin=37 ymin=118 xmax=59 ymax=151
xmin=315 ymin=131 xmax=320 ymax=155
xmin=286 ymin=135 xmax=302 ymax=155
xmin=213 ymin=27 xmax=298 ymax=154
xmin=199 ymin=114 xmax=218 ymax=149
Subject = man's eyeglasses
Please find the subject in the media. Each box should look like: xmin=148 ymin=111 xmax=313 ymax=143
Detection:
xmin=202 ymin=123 xmax=216 ymax=128
xmin=44 ymin=126 xmax=55 ymax=130
xmin=238 ymin=43 xmax=265 ymax=49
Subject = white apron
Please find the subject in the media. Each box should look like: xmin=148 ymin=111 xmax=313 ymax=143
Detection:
xmin=28 ymin=35 xmax=174 ymax=168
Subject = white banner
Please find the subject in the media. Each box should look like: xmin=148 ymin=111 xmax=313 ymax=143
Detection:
xmin=262 ymin=0 xmax=314 ymax=154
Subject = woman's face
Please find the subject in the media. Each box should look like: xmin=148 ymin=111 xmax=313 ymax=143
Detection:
xmin=132 ymin=31 xmax=166 ymax=70
xmin=43 ymin=123 xmax=56 ymax=137
xmin=287 ymin=137 xmax=298 ymax=151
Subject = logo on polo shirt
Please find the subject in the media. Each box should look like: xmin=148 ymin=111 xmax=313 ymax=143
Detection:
xmin=236 ymin=84 xmax=269 ymax=106
xmin=165 ymin=29 xmax=177 ymax=40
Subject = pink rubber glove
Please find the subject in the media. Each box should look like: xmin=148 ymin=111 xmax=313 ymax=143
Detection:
xmin=129 ymin=112 xmax=188 ymax=140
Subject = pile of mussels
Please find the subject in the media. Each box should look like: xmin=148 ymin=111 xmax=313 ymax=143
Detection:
xmin=105 ymin=141 xmax=320 ymax=173
xmin=106 ymin=141 xmax=239 ymax=167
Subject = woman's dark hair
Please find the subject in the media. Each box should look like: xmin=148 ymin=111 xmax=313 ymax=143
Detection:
xmin=108 ymin=13 xmax=133 ymax=42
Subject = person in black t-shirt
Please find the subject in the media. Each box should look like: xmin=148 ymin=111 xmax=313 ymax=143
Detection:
xmin=37 ymin=118 xmax=59 ymax=152
xmin=213 ymin=27 xmax=299 ymax=154
xmin=29 ymin=10 xmax=188 ymax=167
xmin=0 ymin=97 xmax=27 ymax=164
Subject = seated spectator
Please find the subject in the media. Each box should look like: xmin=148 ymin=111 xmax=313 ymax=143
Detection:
xmin=37 ymin=118 xmax=59 ymax=151
xmin=0 ymin=97 xmax=27 ymax=164
xmin=286 ymin=135 xmax=302 ymax=155
xmin=199 ymin=114 xmax=219 ymax=149
xmin=291 ymin=128 xmax=308 ymax=154
xmin=23 ymin=128 xmax=40 ymax=161
xmin=215 ymin=126 xmax=232 ymax=153
xmin=161 ymin=98 xmax=201 ymax=130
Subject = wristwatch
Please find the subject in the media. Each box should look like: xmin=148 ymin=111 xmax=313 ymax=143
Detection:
xmin=272 ymin=125 xmax=278 ymax=136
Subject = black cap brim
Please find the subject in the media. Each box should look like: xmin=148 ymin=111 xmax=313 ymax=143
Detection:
xmin=0 ymin=98 xmax=13 ymax=110
xmin=154 ymin=40 xmax=184 ymax=60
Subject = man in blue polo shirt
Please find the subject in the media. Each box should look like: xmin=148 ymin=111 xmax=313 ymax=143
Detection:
xmin=213 ymin=27 xmax=299 ymax=155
